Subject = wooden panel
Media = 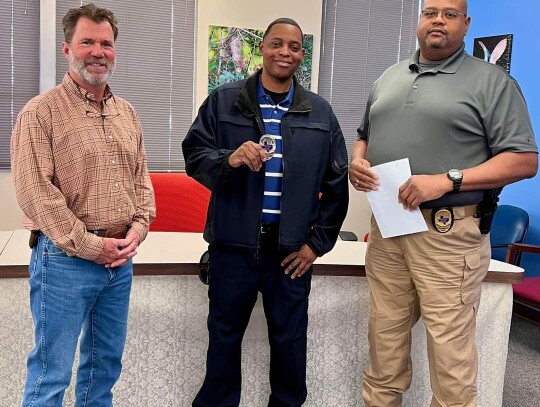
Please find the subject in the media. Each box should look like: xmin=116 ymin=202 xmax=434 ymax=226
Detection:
xmin=1 ymin=262 xmax=524 ymax=284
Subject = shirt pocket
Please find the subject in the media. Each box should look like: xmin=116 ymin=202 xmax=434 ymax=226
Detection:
xmin=281 ymin=121 xmax=332 ymax=176
xmin=217 ymin=114 xmax=258 ymax=148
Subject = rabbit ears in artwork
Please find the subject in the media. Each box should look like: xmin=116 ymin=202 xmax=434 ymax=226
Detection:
xmin=478 ymin=38 xmax=508 ymax=64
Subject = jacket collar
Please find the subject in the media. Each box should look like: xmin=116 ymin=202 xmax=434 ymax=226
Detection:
xmin=234 ymin=70 xmax=312 ymax=117
xmin=408 ymin=43 xmax=466 ymax=74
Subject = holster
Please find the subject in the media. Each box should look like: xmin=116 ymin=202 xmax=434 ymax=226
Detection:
xmin=198 ymin=250 xmax=210 ymax=285
xmin=29 ymin=230 xmax=41 ymax=249
xmin=477 ymin=189 xmax=501 ymax=234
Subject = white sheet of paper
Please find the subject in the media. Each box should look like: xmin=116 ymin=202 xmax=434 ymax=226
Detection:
xmin=365 ymin=158 xmax=428 ymax=238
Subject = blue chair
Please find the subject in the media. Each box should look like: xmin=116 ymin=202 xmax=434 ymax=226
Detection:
xmin=490 ymin=204 xmax=529 ymax=265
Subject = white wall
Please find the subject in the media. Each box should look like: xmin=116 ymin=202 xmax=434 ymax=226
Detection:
xmin=0 ymin=172 xmax=24 ymax=230
xmin=344 ymin=186 xmax=371 ymax=241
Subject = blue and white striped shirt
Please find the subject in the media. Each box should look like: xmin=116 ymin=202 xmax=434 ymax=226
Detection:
xmin=257 ymin=80 xmax=294 ymax=224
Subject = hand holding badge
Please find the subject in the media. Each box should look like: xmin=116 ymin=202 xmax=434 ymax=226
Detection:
xmin=228 ymin=140 xmax=267 ymax=171
xmin=259 ymin=135 xmax=276 ymax=160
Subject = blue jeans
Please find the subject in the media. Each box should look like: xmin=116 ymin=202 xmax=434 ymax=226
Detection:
xmin=22 ymin=234 xmax=133 ymax=407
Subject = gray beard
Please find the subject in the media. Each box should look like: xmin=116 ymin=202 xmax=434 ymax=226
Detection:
xmin=69 ymin=54 xmax=115 ymax=86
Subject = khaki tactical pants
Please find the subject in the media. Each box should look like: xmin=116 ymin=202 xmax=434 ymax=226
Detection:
xmin=362 ymin=206 xmax=491 ymax=407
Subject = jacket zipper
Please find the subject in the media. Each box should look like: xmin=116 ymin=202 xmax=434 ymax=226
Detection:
xmin=255 ymin=114 xmax=265 ymax=261
xmin=277 ymin=114 xmax=288 ymax=250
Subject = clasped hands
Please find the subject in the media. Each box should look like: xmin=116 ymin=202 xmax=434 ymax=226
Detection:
xmin=95 ymin=229 xmax=140 ymax=268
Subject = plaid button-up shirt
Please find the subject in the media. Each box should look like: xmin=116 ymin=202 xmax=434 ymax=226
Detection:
xmin=11 ymin=73 xmax=155 ymax=261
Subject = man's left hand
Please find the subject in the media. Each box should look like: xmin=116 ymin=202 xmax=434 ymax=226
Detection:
xmin=398 ymin=174 xmax=451 ymax=210
xmin=105 ymin=229 xmax=141 ymax=268
xmin=282 ymin=244 xmax=317 ymax=279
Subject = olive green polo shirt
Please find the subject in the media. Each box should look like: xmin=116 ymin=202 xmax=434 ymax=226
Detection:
xmin=357 ymin=44 xmax=537 ymax=175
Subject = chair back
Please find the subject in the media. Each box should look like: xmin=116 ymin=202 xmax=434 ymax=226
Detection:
xmin=490 ymin=204 xmax=529 ymax=264
xmin=149 ymin=173 xmax=210 ymax=232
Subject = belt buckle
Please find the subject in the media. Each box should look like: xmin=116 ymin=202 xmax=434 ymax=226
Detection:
xmin=104 ymin=225 xmax=128 ymax=239
xmin=260 ymin=223 xmax=278 ymax=235
xmin=432 ymin=207 xmax=454 ymax=233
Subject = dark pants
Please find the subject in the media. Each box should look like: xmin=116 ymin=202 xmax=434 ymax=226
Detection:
xmin=193 ymin=232 xmax=312 ymax=407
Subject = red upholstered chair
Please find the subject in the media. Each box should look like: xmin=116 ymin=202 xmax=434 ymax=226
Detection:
xmin=506 ymin=244 xmax=540 ymax=326
xmin=149 ymin=173 xmax=210 ymax=232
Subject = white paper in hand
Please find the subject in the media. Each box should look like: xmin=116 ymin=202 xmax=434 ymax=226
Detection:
xmin=366 ymin=158 xmax=428 ymax=238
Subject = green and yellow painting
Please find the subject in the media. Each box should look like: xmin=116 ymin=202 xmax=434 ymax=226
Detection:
xmin=208 ymin=25 xmax=313 ymax=93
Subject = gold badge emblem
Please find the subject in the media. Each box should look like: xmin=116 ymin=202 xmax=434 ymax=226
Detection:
xmin=259 ymin=135 xmax=276 ymax=160
xmin=432 ymin=207 xmax=454 ymax=233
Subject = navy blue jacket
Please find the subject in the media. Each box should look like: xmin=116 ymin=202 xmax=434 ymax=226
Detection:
xmin=182 ymin=71 xmax=349 ymax=256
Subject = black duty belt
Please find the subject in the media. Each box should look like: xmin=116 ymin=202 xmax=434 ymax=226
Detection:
xmin=420 ymin=190 xmax=483 ymax=209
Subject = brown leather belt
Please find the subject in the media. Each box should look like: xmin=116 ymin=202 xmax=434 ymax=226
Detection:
xmin=420 ymin=204 xmax=479 ymax=219
xmin=88 ymin=225 xmax=129 ymax=239
xmin=29 ymin=225 xmax=129 ymax=249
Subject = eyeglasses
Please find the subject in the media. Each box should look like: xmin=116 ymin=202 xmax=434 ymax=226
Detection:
xmin=85 ymin=95 xmax=120 ymax=119
xmin=421 ymin=9 xmax=467 ymax=20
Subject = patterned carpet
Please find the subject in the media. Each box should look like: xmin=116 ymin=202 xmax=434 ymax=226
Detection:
xmin=503 ymin=316 xmax=540 ymax=407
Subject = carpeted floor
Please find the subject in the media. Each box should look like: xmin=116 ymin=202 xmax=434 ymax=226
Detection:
xmin=503 ymin=316 xmax=540 ymax=407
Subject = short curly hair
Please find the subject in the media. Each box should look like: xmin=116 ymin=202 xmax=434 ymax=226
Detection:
xmin=263 ymin=18 xmax=304 ymax=46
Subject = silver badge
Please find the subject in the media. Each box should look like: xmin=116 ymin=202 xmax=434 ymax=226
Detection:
xmin=259 ymin=135 xmax=276 ymax=160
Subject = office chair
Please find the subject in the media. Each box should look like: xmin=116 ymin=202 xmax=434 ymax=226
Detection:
xmin=149 ymin=172 xmax=210 ymax=232
xmin=490 ymin=204 xmax=529 ymax=265
xmin=490 ymin=204 xmax=540 ymax=326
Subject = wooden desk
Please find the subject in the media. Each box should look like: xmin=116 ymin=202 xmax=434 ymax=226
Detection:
xmin=0 ymin=230 xmax=524 ymax=283
xmin=0 ymin=231 xmax=13 ymax=256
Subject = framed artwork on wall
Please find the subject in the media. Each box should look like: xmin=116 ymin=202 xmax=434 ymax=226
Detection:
xmin=473 ymin=34 xmax=513 ymax=73
xmin=208 ymin=25 xmax=313 ymax=93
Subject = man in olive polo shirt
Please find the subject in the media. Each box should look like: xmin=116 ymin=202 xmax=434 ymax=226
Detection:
xmin=349 ymin=0 xmax=538 ymax=406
